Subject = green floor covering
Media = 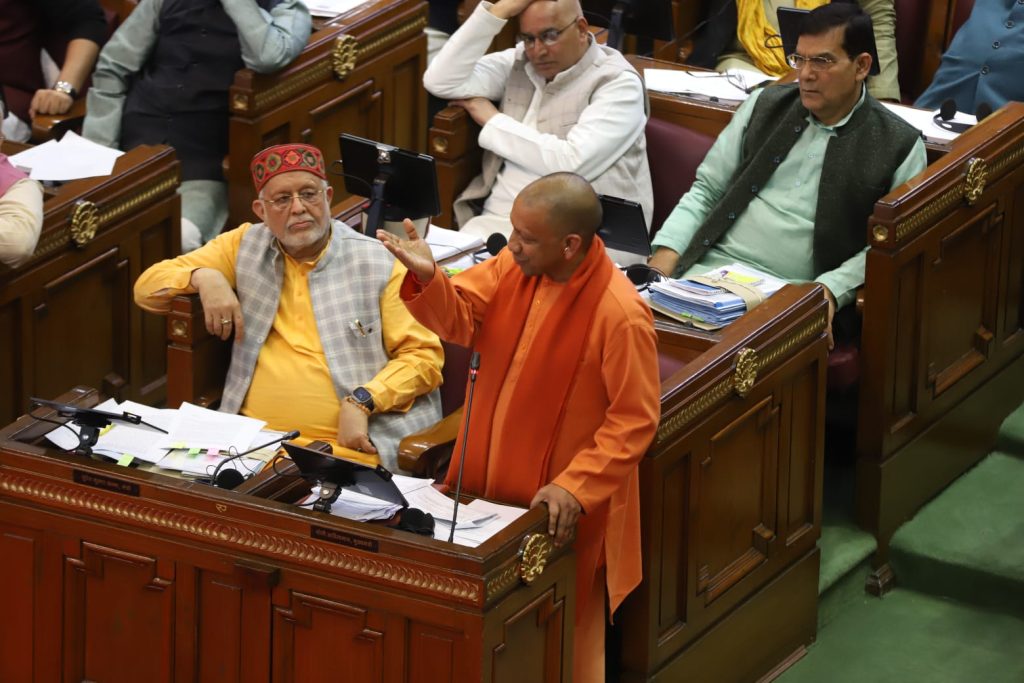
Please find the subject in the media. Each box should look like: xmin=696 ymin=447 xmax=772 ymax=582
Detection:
xmin=777 ymin=587 xmax=1024 ymax=683
xmin=889 ymin=451 xmax=1024 ymax=616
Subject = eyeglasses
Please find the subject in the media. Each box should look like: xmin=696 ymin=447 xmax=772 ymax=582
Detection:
xmin=786 ymin=53 xmax=844 ymax=72
xmin=260 ymin=188 xmax=325 ymax=211
xmin=516 ymin=17 xmax=580 ymax=48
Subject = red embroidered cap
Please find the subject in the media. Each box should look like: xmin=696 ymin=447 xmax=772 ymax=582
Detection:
xmin=250 ymin=143 xmax=327 ymax=192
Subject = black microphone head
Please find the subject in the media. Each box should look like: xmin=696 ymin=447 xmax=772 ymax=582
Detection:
xmin=939 ymin=99 xmax=957 ymax=121
xmin=283 ymin=430 xmax=301 ymax=441
xmin=470 ymin=351 xmax=481 ymax=370
xmin=975 ymin=102 xmax=992 ymax=122
xmin=486 ymin=233 xmax=507 ymax=255
xmin=215 ymin=468 xmax=246 ymax=490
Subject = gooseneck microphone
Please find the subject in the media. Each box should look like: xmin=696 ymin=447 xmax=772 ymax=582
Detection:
xmin=472 ymin=233 xmax=508 ymax=262
xmin=448 ymin=352 xmax=481 ymax=542
xmin=212 ymin=429 xmax=300 ymax=490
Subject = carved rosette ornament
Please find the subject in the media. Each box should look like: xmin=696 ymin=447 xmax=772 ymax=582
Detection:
xmin=518 ymin=533 xmax=553 ymax=585
xmin=963 ymin=157 xmax=988 ymax=206
xmin=733 ymin=347 xmax=758 ymax=398
xmin=69 ymin=200 xmax=99 ymax=247
xmin=331 ymin=35 xmax=359 ymax=80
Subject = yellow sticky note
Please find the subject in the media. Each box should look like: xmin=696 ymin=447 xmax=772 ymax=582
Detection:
xmin=723 ymin=271 xmax=762 ymax=285
xmin=99 ymin=424 xmax=115 ymax=437
xmin=116 ymin=454 xmax=134 ymax=467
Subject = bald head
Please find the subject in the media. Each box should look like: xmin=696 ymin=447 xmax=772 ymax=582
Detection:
xmin=516 ymin=172 xmax=602 ymax=243
xmin=520 ymin=0 xmax=583 ymax=23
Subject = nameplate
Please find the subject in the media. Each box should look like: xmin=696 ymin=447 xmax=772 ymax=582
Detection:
xmin=73 ymin=470 xmax=140 ymax=497
xmin=311 ymin=525 xmax=379 ymax=553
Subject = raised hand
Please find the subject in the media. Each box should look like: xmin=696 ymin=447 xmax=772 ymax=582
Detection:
xmin=377 ymin=219 xmax=437 ymax=283
xmin=489 ymin=0 xmax=537 ymax=20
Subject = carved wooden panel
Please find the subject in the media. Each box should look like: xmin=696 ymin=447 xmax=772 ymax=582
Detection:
xmin=407 ymin=622 xmax=460 ymax=683
xmin=386 ymin=53 xmax=426 ymax=153
xmin=925 ymin=202 xmax=1002 ymax=398
xmin=655 ymin=447 xmax=691 ymax=636
xmin=890 ymin=252 xmax=924 ymax=431
xmin=0 ymin=301 xmax=18 ymax=426
xmin=1004 ymin=182 xmax=1024 ymax=345
xmin=272 ymin=591 xmax=388 ymax=683
xmin=778 ymin=362 xmax=822 ymax=547
xmin=63 ymin=542 xmax=175 ymax=683
xmin=308 ymin=79 xmax=384 ymax=205
xmin=32 ymin=248 xmax=129 ymax=404
xmin=694 ymin=396 xmax=779 ymax=606
xmin=136 ymin=212 xmax=179 ymax=404
xmin=0 ymin=524 xmax=40 ymax=683
xmin=490 ymin=587 xmax=565 ymax=683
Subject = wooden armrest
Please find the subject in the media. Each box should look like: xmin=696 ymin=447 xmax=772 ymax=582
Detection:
xmin=429 ymin=106 xmax=482 ymax=228
xmin=30 ymin=98 xmax=87 ymax=143
xmin=397 ymin=406 xmax=464 ymax=477
xmin=166 ymin=293 xmax=232 ymax=409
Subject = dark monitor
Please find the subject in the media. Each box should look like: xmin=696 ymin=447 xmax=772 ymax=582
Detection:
xmin=582 ymin=0 xmax=674 ymax=50
xmin=283 ymin=441 xmax=409 ymax=508
xmin=337 ymin=133 xmax=440 ymax=233
xmin=776 ymin=6 xmax=880 ymax=76
xmin=597 ymin=194 xmax=651 ymax=257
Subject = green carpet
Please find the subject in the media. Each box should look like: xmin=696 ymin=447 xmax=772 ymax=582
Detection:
xmin=996 ymin=398 xmax=1024 ymax=455
xmin=889 ymin=452 xmax=1024 ymax=616
xmin=777 ymin=588 xmax=1024 ymax=683
xmin=818 ymin=459 xmax=876 ymax=595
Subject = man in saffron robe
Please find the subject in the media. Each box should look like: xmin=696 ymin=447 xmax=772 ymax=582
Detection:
xmin=378 ymin=172 xmax=661 ymax=681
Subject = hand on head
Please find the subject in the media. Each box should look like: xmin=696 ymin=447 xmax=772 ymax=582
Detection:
xmin=490 ymin=0 xmax=540 ymax=20
xmin=376 ymin=219 xmax=437 ymax=283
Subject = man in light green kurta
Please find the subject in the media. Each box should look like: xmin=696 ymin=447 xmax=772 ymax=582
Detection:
xmin=650 ymin=3 xmax=926 ymax=348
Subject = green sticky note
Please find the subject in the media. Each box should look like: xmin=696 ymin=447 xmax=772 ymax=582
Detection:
xmin=116 ymin=454 xmax=134 ymax=467
xmin=187 ymin=447 xmax=201 ymax=456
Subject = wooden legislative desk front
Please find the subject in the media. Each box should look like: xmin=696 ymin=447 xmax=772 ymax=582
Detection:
xmin=857 ymin=101 xmax=1024 ymax=584
xmin=226 ymin=0 xmax=429 ymax=227
xmin=0 ymin=387 xmax=574 ymax=683
xmin=619 ymin=283 xmax=829 ymax=682
xmin=0 ymin=144 xmax=180 ymax=429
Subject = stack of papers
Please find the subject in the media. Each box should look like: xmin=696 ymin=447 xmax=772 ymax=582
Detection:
xmin=426 ymin=225 xmax=485 ymax=261
xmin=9 ymin=131 xmax=124 ymax=181
xmin=647 ymin=263 xmax=785 ymax=329
xmin=643 ymin=67 xmax=775 ymax=104
xmin=307 ymin=473 xmax=434 ymax=522
xmin=44 ymin=398 xmax=271 ymax=475
xmin=304 ymin=0 xmax=367 ymax=18
xmin=432 ymin=498 xmax=529 ymax=547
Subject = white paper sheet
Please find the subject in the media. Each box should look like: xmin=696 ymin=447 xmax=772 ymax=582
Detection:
xmin=426 ymin=225 xmax=485 ymax=260
xmin=881 ymin=102 xmax=976 ymax=143
xmin=304 ymin=0 xmax=368 ymax=17
xmin=158 ymin=402 xmax=266 ymax=452
xmin=433 ymin=498 xmax=529 ymax=546
xmin=9 ymin=131 xmax=124 ymax=181
xmin=643 ymin=68 xmax=772 ymax=103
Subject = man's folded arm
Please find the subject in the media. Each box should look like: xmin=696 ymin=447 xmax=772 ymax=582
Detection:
xmin=222 ymin=0 xmax=312 ymax=72
xmin=81 ymin=0 xmax=162 ymax=148
xmin=551 ymin=320 xmax=661 ymax=513
xmin=363 ymin=263 xmax=445 ymax=413
xmin=133 ymin=225 xmax=246 ymax=314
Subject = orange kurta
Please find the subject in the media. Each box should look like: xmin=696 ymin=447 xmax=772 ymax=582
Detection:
xmin=402 ymin=244 xmax=661 ymax=672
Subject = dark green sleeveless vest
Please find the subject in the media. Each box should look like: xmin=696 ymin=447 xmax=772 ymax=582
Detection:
xmin=676 ymin=84 xmax=920 ymax=277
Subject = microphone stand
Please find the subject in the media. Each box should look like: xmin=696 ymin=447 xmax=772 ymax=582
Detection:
xmin=448 ymin=352 xmax=481 ymax=542
xmin=211 ymin=429 xmax=300 ymax=489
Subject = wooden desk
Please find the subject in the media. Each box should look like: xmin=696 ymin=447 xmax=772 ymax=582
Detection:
xmin=619 ymin=283 xmax=829 ymax=682
xmin=226 ymin=0 xmax=429 ymax=228
xmin=0 ymin=386 xmax=573 ymax=683
xmin=856 ymin=101 xmax=1024 ymax=587
xmin=0 ymin=144 xmax=180 ymax=426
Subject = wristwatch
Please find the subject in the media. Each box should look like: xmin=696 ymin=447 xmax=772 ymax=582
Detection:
xmin=349 ymin=386 xmax=375 ymax=414
xmin=53 ymin=80 xmax=77 ymax=98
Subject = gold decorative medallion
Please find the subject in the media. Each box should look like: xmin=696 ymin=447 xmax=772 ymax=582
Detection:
xmin=733 ymin=347 xmax=758 ymax=398
xmin=431 ymin=136 xmax=449 ymax=155
xmin=331 ymin=35 xmax=359 ymax=80
xmin=170 ymin=319 xmax=188 ymax=339
xmin=215 ymin=503 xmax=228 ymax=513
xmin=963 ymin=157 xmax=988 ymax=206
xmin=518 ymin=533 xmax=553 ymax=585
xmin=872 ymin=224 xmax=889 ymax=243
xmin=69 ymin=200 xmax=99 ymax=247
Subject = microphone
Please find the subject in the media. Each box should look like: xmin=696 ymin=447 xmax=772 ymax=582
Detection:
xmin=211 ymin=429 xmax=300 ymax=490
xmin=486 ymin=232 xmax=507 ymax=255
xmin=975 ymin=101 xmax=992 ymax=122
xmin=933 ymin=99 xmax=973 ymax=133
xmin=472 ymin=233 xmax=508 ymax=262
xmin=448 ymin=352 xmax=481 ymax=542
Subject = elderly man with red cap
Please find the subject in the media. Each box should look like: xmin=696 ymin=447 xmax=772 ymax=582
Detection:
xmin=134 ymin=143 xmax=444 ymax=467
